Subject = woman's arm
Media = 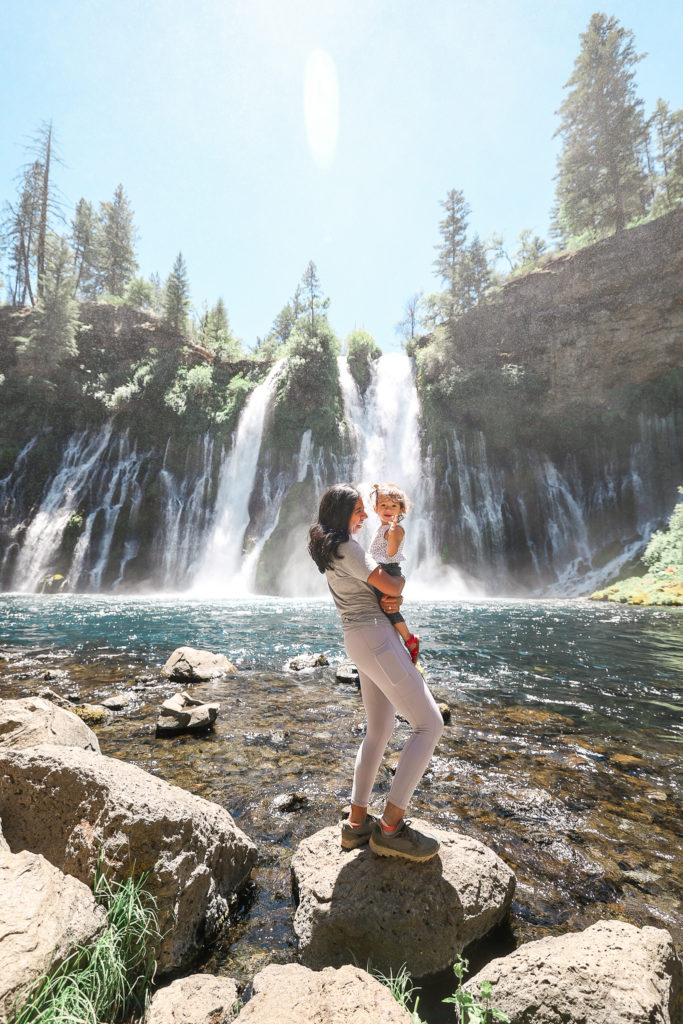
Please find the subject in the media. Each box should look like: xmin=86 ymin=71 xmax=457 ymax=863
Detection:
xmin=367 ymin=565 xmax=405 ymax=596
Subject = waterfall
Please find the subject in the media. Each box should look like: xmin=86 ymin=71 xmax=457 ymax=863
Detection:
xmin=68 ymin=431 xmax=148 ymax=591
xmin=192 ymin=360 xmax=285 ymax=596
xmin=156 ymin=434 xmax=217 ymax=588
xmin=338 ymin=352 xmax=469 ymax=596
xmin=11 ymin=425 xmax=114 ymax=591
xmin=9 ymin=424 xmax=154 ymax=593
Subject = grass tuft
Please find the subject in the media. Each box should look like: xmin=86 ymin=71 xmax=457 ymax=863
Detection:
xmin=9 ymin=863 xmax=161 ymax=1024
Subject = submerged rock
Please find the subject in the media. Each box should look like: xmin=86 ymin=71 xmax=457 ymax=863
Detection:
xmin=0 ymin=848 xmax=107 ymax=1019
xmin=273 ymin=792 xmax=309 ymax=813
xmin=464 ymin=919 xmax=683 ymax=1024
xmin=144 ymin=975 xmax=239 ymax=1024
xmin=101 ymin=692 xmax=134 ymax=710
xmin=288 ymin=653 xmax=329 ymax=671
xmin=72 ymin=703 xmax=111 ymax=725
xmin=0 ymin=697 xmax=100 ymax=752
xmin=156 ymin=692 xmax=220 ymax=736
xmin=237 ymin=963 xmax=413 ymax=1023
xmin=291 ymin=820 xmax=516 ymax=976
xmin=0 ymin=745 xmax=257 ymax=973
xmin=163 ymin=646 xmax=237 ymax=682
xmin=335 ymin=660 xmax=360 ymax=685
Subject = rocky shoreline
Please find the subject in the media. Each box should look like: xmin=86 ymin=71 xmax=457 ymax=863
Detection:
xmin=1 ymin=646 xmax=682 ymax=1023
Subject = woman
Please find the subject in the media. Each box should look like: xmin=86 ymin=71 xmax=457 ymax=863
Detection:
xmin=308 ymin=483 xmax=443 ymax=862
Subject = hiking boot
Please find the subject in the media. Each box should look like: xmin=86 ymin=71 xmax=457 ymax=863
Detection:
xmin=341 ymin=813 xmax=378 ymax=850
xmin=369 ymin=819 xmax=440 ymax=862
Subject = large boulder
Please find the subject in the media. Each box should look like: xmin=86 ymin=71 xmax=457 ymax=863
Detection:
xmin=0 ymin=697 xmax=100 ymax=752
xmin=464 ymin=920 xmax=683 ymax=1024
xmin=238 ymin=963 xmax=413 ymax=1023
xmin=0 ymin=745 xmax=257 ymax=973
xmin=0 ymin=848 xmax=107 ymax=1019
xmin=145 ymin=975 xmax=239 ymax=1024
xmin=163 ymin=647 xmax=236 ymax=682
xmin=292 ymin=821 xmax=515 ymax=976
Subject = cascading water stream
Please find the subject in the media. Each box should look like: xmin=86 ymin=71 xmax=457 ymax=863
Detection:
xmin=338 ymin=352 xmax=468 ymax=596
xmin=192 ymin=359 xmax=285 ymax=596
xmin=11 ymin=424 xmax=115 ymax=591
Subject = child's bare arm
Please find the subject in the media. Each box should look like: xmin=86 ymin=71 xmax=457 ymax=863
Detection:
xmin=386 ymin=517 xmax=404 ymax=558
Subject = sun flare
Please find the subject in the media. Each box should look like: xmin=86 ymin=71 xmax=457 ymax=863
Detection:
xmin=304 ymin=49 xmax=339 ymax=169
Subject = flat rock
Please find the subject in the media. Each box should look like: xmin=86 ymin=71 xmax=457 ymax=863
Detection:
xmin=464 ymin=919 xmax=683 ymax=1024
xmin=292 ymin=820 xmax=516 ymax=976
xmin=101 ymin=693 xmax=135 ymax=710
xmin=0 ymin=848 xmax=107 ymax=1019
xmin=0 ymin=745 xmax=257 ymax=973
xmin=144 ymin=975 xmax=239 ymax=1024
xmin=0 ymin=697 xmax=100 ymax=753
xmin=163 ymin=647 xmax=236 ymax=682
xmin=238 ymin=963 xmax=413 ymax=1023
xmin=156 ymin=692 xmax=220 ymax=736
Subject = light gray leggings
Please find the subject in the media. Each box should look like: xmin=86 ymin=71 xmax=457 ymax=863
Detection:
xmin=344 ymin=617 xmax=444 ymax=810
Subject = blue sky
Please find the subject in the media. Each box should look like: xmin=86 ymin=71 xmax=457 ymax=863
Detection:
xmin=1 ymin=0 xmax=681 ymax=353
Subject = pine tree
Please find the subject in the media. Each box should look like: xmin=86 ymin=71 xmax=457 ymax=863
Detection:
xmin=163 ymin=252 xmax=191 ymax=334
xmin=433 ymin=189 xmax=470 ymax=321
xmin=34 ymin=122 xmax=56 ymax=298
xmin=201 ymin=297 xmax=241 ymax=359
xmin=515 ymin=229 xmax=548 ymax=268
xmin=552 ymin=13 xmax=648 ymax=242
xmin=299 ymin=261 xmax=330 ymax=334
xmin=649 ymin=99 xmax=683 ymax=214
xmin=71 ymin=198 xmax=99 ymax=298
xmin=97 ymin=184 xmax=138 ymax=295
xmin=3 ymin=123 xmax=61 ymax=306
xmin=459 ymin=235 xmax=492 ymax=311
xmin=15 ymin=234 xmax=79 ymax=374
xmin=3 ymin=162 xmax=41 ymax=305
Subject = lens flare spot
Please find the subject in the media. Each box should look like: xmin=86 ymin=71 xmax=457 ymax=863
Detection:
xmin=304 ymin=49 xmax=339 ymax=169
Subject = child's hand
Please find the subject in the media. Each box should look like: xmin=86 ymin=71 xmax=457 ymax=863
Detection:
xmin=388 ymin=514 xmax=398 ymax=531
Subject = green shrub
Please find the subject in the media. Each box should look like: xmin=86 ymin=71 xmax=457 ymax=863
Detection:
xmin=345 ymin=328 xmax=381 ymax=392
xmin=642 ymin=487 xmax=683 ymax=572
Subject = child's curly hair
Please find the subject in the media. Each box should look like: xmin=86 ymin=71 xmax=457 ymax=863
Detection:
xmin=369 ymin=482 xmax=412 ymax=522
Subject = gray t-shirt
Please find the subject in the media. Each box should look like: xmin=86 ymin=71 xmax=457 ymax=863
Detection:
xmin=325 ymin=539 xmax=381 ymax=625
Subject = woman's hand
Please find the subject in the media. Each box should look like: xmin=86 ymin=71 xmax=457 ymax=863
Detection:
xmin=379 ymin=594 xmax=403 ymax=615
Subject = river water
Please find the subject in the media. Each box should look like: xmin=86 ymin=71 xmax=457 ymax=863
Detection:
xmin=1 ymin=595 xmax=681 ymax=1019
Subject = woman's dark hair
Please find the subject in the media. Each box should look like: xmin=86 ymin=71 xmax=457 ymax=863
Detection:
xmin=308 ymin=484 xmax=361 ymax=573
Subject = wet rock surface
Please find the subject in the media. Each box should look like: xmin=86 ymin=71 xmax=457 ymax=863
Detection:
xmin=465 ymin=919 xmax=683 ymax=1024
xmin=288 ymin=653 xmax=329 ymax=671
xmin=292 ymin=821 xmax=516 ymax=976
xmin=163 ymin=647 xmax=237 ymax=682
xmin=156 ymin=691 xmax=220 ymax=736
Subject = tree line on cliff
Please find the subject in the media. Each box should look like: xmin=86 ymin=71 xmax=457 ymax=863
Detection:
xmin=0 ymin=12 xmax=681 ymax=397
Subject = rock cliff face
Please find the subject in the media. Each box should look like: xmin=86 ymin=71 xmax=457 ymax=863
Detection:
xmin=429 ymin=208 xmax=682 ymax=411
xmin=415 ymin=210 xmax=682 ymax=592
